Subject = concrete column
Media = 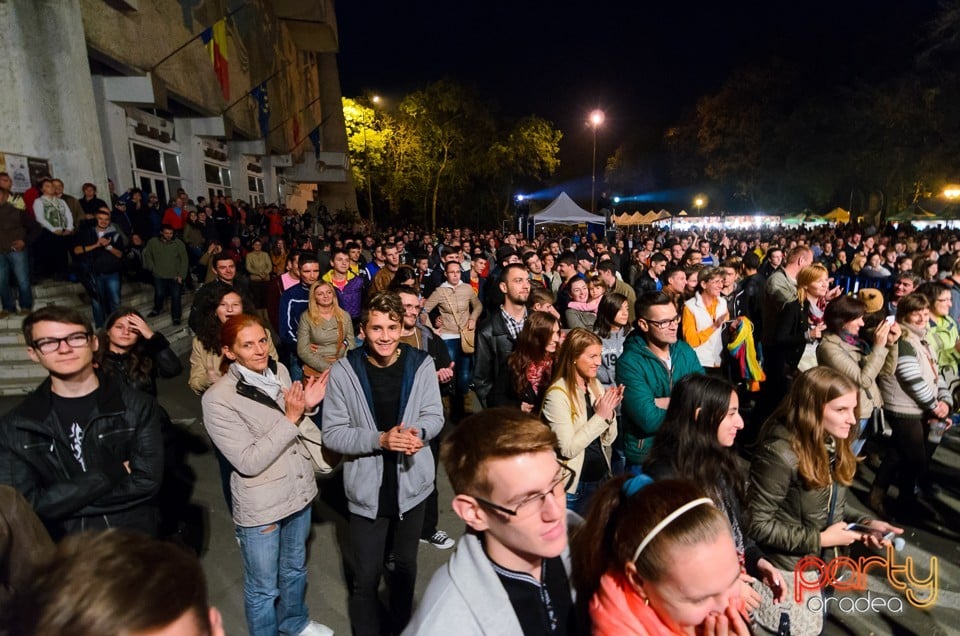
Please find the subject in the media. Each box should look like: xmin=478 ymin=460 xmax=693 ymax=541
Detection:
xmin=91 ymin=79 xmax=134 ymax=192
xmin=0 ymin=0 xmax=108 ymax=194
xmin=316 ymin=53 xmax=357 ymax=215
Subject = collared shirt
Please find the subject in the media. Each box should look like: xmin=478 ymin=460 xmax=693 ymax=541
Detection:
xmin=491 ymin=556 xmax=575 ymax=636
xmin=500 ymin=306 xmax=527 ymax=340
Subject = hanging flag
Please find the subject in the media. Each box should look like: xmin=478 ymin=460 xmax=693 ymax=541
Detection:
xmin=250 ymin=82 xmax=270 ymax=138
xmin=291 ymin=112 xmax=301 ymax=147
xmin=308 ymin=126 xmax=321 ymax=158
xmin=200 ymin=19 xmax=230 ymax=100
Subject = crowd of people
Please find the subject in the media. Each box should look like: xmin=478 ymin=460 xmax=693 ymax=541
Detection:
xmin=0 ymin=179 xmax=956 ymax=635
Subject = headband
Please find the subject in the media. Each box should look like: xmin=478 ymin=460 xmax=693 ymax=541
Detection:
xmin=631 ymin=497 xmax=714 ymax=563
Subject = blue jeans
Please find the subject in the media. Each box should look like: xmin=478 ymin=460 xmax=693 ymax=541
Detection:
xmin=153 ymin=277 xmax=182 ymax=321
xmin=236 ymin=505 xmax=312 ymax=636
xmin=286 ymin=346 xmax=303 ymax=382
xmin=0 ymin=249 xmax=32 ymax=311
xmin=443 ymin=338 xmax=472 ymax=418
xmin=91 ymin=271 xmax=121 ymax=328
xmin=566 ymin=478 xmax=604 ymax=516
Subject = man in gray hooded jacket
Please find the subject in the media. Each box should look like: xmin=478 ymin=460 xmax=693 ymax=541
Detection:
xmin=322 ymin=291 xmax=444 ymax=636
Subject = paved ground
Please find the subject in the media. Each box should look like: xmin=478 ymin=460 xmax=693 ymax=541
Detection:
xmin=3 ymin=359 xmax=959 ymax=635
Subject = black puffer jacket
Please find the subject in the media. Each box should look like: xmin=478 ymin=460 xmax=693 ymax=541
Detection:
xmin=0 ymin=374 xmax=164 ymax=540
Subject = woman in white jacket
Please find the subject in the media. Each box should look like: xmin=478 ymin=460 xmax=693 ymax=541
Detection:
xmin=541 ymin=328 xmax=624 ymax=515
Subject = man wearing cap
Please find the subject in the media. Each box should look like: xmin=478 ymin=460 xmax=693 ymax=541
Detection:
xmin=858 ymin=288 xmax=886 ymax=316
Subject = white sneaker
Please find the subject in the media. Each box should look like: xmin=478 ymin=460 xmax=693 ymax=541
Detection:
xmin=299 ymin=621 xmax=334 ymax=636
xmin=420 ymin=530 xmax=455 ymax=550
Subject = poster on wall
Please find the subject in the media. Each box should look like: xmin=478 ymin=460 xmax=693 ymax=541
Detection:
xmin=3 ymin=154 xmax=30 ymax=192
xmin=27 ymin=157 xmax=52 ymax=186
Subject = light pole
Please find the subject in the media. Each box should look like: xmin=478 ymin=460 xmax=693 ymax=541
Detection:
xmin=694 ymin=196 xmax=705 ymax=216
xmin=589 ymin=109 xmax=605 ymax=214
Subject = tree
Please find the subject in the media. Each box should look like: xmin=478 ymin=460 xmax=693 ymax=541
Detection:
xmin=485 ymin=116 xmax=562 ymax=216
xmin=342 ymin=97 xmax=389 ymax=221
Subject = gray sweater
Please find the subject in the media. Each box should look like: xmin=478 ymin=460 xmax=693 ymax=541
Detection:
xmin=321 ymin=347 xmax=444 ymax=519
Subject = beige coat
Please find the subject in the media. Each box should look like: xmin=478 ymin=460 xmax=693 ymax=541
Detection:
xmin=541 ymin=377 xmax=617 ymax=492
xmin=201 ymin=363 xmax=317 ymax=527
xmin=245 ymin=251 xmax=273 ymax=281
xmin=816 ymin=332 xmax=897 ymax=419
xmin=422 ymin=281 xmax=482 ymax=337
xmin=297 ymin=308 xmax=356 ymax=373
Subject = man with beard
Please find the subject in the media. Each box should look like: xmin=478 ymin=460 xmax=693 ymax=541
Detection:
xmin=473 ymin=264 xmax=531 ymax=409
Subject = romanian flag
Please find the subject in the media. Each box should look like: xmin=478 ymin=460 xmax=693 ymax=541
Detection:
xmin=200 ymin=19 xmax=229 ymax=100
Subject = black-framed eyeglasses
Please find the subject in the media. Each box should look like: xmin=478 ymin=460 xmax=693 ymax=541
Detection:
xmin=31 ymin=332 xmax=92 ymax=354
xmin=472 ymin=463 xmax=576 ymax=517
xmin=642 ymin=315 xmax=681 ymax=329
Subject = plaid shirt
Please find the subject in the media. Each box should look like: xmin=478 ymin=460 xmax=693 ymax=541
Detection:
xmin=500 ymin=306 xmax=527 ymax=340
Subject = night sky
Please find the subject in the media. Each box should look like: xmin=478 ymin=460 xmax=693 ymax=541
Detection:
xmin=337 ymin=0 xmax=942 ymax=189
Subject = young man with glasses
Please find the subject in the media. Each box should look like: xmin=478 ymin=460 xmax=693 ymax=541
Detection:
xmin=404 ymin=408 xmax=577 ymax=636
xmin=0 ymin=306 xmax=164 ymax=540
xmin=616 ymin=292 xmax=703 ymax=472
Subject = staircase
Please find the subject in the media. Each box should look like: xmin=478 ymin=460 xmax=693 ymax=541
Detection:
xmin=0 ymin=280 xmax=194 ymax=396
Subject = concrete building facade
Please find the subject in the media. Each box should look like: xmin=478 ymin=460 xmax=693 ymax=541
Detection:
xmin=0 ymin=0 xmax=356 ymax=214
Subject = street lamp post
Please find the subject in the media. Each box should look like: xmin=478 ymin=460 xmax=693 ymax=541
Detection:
xmin=589 ymin=109 xmax=605 ymax=214
xmin=695 ymin=197 xmax=704 ymax=216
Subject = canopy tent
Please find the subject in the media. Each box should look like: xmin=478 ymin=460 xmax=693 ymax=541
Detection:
xmin=916 ymin=197 xmax=960 ymax=221
xmin=888 ymin=204 xmax=937 ymax=222
xmin=638 ymin=211 xmax=659 ymax=225
xmin=531 ymin=192 xmax=606 ymax=225
xmin=655 ymin=210 xmax=672 ymax=221
xmin=822 ymin=207 xmax=851 ymax=223
xmin=611 ymin=212 xmax=632 ymax=225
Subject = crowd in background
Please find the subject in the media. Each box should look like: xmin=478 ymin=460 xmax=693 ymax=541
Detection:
xmin=1 ymin=177 xmax=956 ymax=635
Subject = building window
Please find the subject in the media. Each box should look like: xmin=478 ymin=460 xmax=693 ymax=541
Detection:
xmin=248 ymin=174 xmax=265 ymax=205
xmin=130 ymin=141 xmax=181 ymax=206
xmin=204 ymin=162 xmax=232 ymax=201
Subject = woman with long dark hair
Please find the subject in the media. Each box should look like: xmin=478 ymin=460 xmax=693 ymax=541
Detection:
xmin=188 ymin=283 xmax=278 ymax=395
xmin=816 ymin=294 xmax=899 ymax=456
xmin=506 ymin=311 xmax=561 ymax=413
xmin=644 ymin=374 xmax=785 ymax=618
xmin=96 ymin=307 xmax=182 ymax=396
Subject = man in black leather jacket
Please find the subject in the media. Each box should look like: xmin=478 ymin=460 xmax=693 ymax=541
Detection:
xmin=472 ymin=264 xmax=530 ymax=409
xmin=0 ymin=306 xmax=164 ymax=540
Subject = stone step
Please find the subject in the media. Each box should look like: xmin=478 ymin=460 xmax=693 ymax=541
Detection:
xmin=0 ymin=281 xmax=196 ymax=396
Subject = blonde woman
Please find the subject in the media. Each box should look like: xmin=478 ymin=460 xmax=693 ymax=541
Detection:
xmin=297 ymin=281 xmax=355 ymax=376
xmin=421 ymin=259 xmax=482 ymax=420
xmin=541 ymin=328 xmax=623 ymax=515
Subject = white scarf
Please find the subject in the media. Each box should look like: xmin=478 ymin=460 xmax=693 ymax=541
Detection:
xmin=233 ymin=362 xmax=285 ymax=406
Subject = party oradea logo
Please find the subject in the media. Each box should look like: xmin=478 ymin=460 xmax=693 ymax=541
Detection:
xmin=793 ymin=546 xmax=938 ymax=613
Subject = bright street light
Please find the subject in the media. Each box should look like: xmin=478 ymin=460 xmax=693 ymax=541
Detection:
xmin=588 ymin=109 xmax=605 ymax=214
xmin=694 ymin=196 xmax=706 ymax=215
xmin=944 ymin=186 xmax=960 ymax=199
xmin=371 ymin=95 xmax=381 ymax=105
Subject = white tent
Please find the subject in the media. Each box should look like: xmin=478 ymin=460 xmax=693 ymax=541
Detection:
xmin=531 ymin=192 xmax=606 ymax=226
